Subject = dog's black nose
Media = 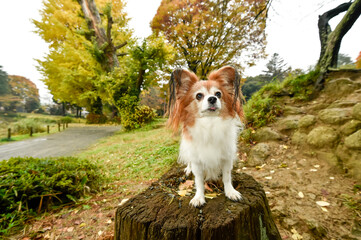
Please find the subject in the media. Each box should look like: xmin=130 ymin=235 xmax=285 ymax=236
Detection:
xmin=208 ymin=96 xmax=217 ymax=104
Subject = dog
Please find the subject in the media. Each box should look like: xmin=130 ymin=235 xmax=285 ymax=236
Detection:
xmin=167 ymin=66 xmax=245 ymax=207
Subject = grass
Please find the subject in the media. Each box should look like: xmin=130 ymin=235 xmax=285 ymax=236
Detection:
xmin=77 ymin=118 xmax=179 ymax=185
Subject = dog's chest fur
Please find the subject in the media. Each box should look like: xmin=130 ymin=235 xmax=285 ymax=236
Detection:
xmin=179 ymin=117 xmax=240 ymax=180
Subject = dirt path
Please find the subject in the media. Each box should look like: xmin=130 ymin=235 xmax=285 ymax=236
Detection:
xmin=0 ymin=126 xmax=121 ymax=161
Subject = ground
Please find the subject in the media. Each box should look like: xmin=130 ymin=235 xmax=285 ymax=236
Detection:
xmin=0 ymin=126 xmax=121 ymax=161
xmin=5 ymin=122 xmax=361 ymax=239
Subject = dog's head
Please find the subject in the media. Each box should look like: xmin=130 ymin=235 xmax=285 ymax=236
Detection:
xmin=167 ymin=66 xmax=244 ymax=132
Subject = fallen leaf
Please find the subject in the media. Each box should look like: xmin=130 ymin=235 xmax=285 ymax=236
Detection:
xmin=177 ymin=189 xmax=192 ymax=197
xmin=106 ymin=219 xmax=112 ymax=224
xmin=79 ymin=223 xmax=86 ymax=228
xmin=278 ymin=163 xmax=288 ymax=168
xmin=298 ymin=192 xmax=304 ymax=198
xmin=329 ymin=177 xmax=334 ymax=180
xmin=314 ymin=165 xmax=320 ymax=168
xmin=98 ymin=230 xmax=103 ymax=236
xmin=67 ymin=227 xmax=74 ymax=232
xmin=316 ymin=201 xmax=330 ymax=207
xmin=321 ymin=207 xmax=328 ymax=212
xmin=310 ymin=169 xmax=318 ymax=172
xmin=270 ymin=170 xmax=275 ymax=174
xmin=205 ymin=193 xmax=219 ymax=199
xmin=265 ymin=176 xmax=272 ymax=180
xmin=179 ymin=180 xmax=194 ymax=190
xmin=118 ymin=198 xmax=129 ymax=206
xmin=291 ymin=228 xmax=303 ymax=240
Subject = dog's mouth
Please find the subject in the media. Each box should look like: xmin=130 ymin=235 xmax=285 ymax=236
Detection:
xmin=208 ymin=106 xmax=218 ymax=112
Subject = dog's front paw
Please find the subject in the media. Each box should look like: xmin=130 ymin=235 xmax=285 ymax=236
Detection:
xmin=189 ymin=196 xmax=206 ymax=207
xmin=225 ymin=189 xmax=243 ymax=201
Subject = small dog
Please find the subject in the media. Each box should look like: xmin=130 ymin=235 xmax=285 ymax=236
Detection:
xmin=167 ymin=66 xmax=245 ymax=207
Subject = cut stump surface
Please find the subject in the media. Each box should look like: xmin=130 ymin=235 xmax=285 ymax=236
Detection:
xmin=115 ymin=166 xmax=281 ymax=240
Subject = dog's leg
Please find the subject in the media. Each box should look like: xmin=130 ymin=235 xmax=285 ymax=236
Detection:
xmin=222 ymin=161 xmax=242 ymax=201
xmin=189 ymin=162 xmax=206 ymax=207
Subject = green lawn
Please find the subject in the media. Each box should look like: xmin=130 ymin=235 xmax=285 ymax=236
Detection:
xmin=77 ymin=118 xmax=179 ymax=185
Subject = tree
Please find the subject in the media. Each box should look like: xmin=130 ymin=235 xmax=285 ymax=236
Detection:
xmin=0 ymin=66 xmax=10 ymax=95
xmin=151 ymin=0 xmax=270 ymax=78
xmin=263 ymin=53 xmax=289 ymax=81
xmin=356 ymin=51 xmax=361 ymax=69
xmin=33 ymin=0 xmax=131 ymax=114
xmin=8 ymin=75 xmax=41 ymax=112
xmin=317 ymin=0 xmax=361 ymax=72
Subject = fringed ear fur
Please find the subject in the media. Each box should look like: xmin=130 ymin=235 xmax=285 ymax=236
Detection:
xmin=167 ymin=69 xmax=198 ymax=131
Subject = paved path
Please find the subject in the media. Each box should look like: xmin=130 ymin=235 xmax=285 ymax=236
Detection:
xmin=0 ymin=126 xmax=121 ymax=161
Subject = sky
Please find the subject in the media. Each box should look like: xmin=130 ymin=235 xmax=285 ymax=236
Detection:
xmin=0 ymin=0 xmax=360 ymax=103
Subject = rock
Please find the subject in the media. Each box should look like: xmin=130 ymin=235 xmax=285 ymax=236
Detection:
xmin=253 ymin=127 xmax=282 ymax=142
xmin=276 ymin=116 xmax=300 ymax=132
xmin=283 ymin=106 xmax=305 ymax=115
xmin=306 ymin=219 xmax=327 ymax=238
xmin=325 ymin=78 xmax=359 ymax=98
xmin=340 ymin=120 xmax=361 ymax=136
xmin=344 ymin=130 xmax=361 ymax=149
xmin=298 ymin=115 xmax=316 ymax=129
xmin=318 ymin=108 xmax=352 ymax=125
xmin=335 ymin=144 xmax=351 ymax=163
xmin=307 ymin=126 xmax=339 ymax=148
xmin=292 ymin=131 xmax=308 ymax=146
xmin=316 ymin=151 xmax=339 ymax=167
xmin=328 ymin=100 xmax=358 ymax=109
xmin=353 ymin=103 xmax=361 ymax=120
xmin=247 ymin=143 xmax=270 ymax=166
xmin=345 ymin=151 xmax=361 ymax=181
xmin=351 ymin=217 xmax=361 ymax=237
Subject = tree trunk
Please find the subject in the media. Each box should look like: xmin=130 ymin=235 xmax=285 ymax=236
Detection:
xmin=77 ymin=0 xmax=127 ymax=72
xmin=115 ymin=166 xmax=281 ymax=240
xmin=314 ymin=0 xmax=361 ymax=92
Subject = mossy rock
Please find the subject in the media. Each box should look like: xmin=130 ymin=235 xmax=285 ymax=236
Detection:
xmin=276 ymin=116 xmax=299 ymax=132
xmin=318 ymin=108 xmax=352 ymax=125
xmin=291 ymin=131 xmax=308 ymax=146
xmin=247 ymin=143 xmax=271 ymax=167
xmin=307 ymin=126 xmax=339 ymax=148
xmin=345 ymin=130 xmax=361 ymax=150
xmin=353 ymin=103 xmax=361 ymax=121
xmin=253 ymin=127 xmax=282 ymax=142
xmin=324 ymin=78 xmax=360 ymax=98
xmin=298 ymin=115 xmax=316 ymax=129
xmin=340 ymin=120 xmax=361 ymax=136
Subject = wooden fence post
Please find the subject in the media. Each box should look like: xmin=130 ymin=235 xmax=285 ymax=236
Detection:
xmin=30 ymin=127 xmax=33 ymax=137
xmin=47 ymin=125 xmax=50 ymax=134
xmin=58 ymin=123 xmax=61 ymax=132
xmin=8 ymin=128 xmax=11 ymax=140
xmin=63 ymin=123 xmax=65 ymax=130
xmin=66 ymin=123 xmax=68 ymax=128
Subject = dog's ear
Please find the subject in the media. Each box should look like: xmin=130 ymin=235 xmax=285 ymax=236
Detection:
xmin=208 ymin=66 xmax=242 ymax=106
xmin=168 ymin=69 xmax=198 ymax=113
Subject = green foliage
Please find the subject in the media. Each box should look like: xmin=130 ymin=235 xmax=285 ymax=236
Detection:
xmin=283 ymin=70 xmax=319 ymax=100
xmin=11 ymin=119 xmax=46 ymax=134
xmin=244 ymin=70 xmax=320 ymax=128
xmin=0 ymin=66 xmax=10 ymax=95
xmin=244 ymin=94 xmax=282 ymax=128
xmin=0 ymin=157 xmax=102 ymax=235
xmin=60 ymin=116 xmax=73 ymax=124
xmin=86 ymin=113 xmax=108 ymax=124
xmin=118 ymin=95 xmax=157 ymax=130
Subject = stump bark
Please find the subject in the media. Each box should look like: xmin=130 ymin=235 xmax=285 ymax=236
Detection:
xmin=115 ymin=167 xmax=281 ymax=240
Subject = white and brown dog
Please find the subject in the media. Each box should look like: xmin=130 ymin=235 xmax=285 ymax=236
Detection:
xmin=167 ymin=66 xmax=245 ymax=207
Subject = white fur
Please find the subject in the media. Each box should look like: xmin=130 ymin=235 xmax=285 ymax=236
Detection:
xmin=179 ymin=116 xmax=243 ymax=207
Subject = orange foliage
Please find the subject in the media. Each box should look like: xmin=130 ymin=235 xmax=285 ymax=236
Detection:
xmin=356 ymin=51 xmax=361 ymax=69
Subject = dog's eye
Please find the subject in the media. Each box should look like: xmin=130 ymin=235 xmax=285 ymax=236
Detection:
xmin=196 ymin=93 xmax=203 ymax=100
xmin=215 ymin=91 xmax=222 ymax=98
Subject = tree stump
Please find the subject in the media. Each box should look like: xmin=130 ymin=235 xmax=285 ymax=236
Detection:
xmin=115 ymin=166 xmax=281 ymax=240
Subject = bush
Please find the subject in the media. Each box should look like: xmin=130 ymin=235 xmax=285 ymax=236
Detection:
xmin=0 ymin=157 xmax=103 ymax=235
xmin=86 ymin=113 xmax=108 ymax=124
xmin=60 ymin=116 xmax=73 ymax=124
xmin=283 ymin=70 xmax=319 ymax=100
xmin=117 ymin=94 xmax=156 ymax=131
xmin=11 ymin=119 xmax=46 ymax=134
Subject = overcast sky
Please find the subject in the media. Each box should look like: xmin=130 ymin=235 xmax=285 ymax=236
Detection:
xmin=0 ymin=0 xmax=360 ymax=103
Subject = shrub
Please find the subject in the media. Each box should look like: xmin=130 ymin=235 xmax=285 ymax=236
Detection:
xmin=86 ymin=113 xmax=108 ymax=124
xmin=117 ymin=95 xmax=157 ymax=131
xmin=11 ymin=119 xmax=46 ymax=134
xmin=0 ymin=157 xmax=103 ymax=235
xmin=283 ymin=70 xmax=319 ymax=100
xmin=60 ymin=116 xmax=73 ymax=124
